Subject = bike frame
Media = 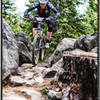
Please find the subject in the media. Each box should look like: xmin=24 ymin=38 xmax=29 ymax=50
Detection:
xmin=35 ymin=18 xmax=45 ymax=51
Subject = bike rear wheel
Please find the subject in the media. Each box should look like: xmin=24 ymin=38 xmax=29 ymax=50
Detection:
xmin=32 ymin=34 xmax=40 ymax=65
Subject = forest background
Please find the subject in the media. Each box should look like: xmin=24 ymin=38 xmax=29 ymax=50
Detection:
xmin=2 ymin=0 xmax=98 ymax=57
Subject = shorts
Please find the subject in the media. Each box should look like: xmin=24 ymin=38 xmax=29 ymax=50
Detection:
xmin=33 ymin=16 xmax=53 ymax=32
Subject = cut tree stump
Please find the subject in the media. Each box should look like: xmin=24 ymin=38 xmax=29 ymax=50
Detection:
xmin=63 ymin=51 xmax=97 ymax=58
xmin=53 ymin=51 xmax=98 ymax=100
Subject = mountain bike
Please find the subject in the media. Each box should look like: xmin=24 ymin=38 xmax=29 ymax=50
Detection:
xmin=25 ymin=16 xmax=55 ymax=65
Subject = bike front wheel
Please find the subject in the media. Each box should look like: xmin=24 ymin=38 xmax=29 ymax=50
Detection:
xmin=40 ymin=34 xmax=45 ymax=60
xmin=32 ymin=34 xmax=40 ymax=65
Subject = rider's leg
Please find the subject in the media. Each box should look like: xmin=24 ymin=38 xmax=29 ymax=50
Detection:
xmin=33 ymin=17 xmax=38 ymax=37
xmin=45 ymin=20 xmax=53 ymax=48
xmin=32 ymin=28 xmax=37 ymax=37
xmin=47 ymin=31 xmax=52 ymax=42
xmin=46 ymin=20 xmax=53 ymax=43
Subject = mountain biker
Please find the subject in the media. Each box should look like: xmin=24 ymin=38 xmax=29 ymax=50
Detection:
xmin=24 ymin=0 xmax=60 ymax=48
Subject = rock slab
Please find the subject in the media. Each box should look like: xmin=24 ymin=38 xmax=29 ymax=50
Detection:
xmin=2 ymin=19 xmax=19 ymax=79
xmin=15 ymin=32 xmax=32 ymax=66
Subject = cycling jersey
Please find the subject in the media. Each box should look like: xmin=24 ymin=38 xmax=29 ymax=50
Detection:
xmin=24 ymin=1 xmax=60 ymax=18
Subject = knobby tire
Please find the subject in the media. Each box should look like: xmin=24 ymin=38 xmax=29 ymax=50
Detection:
xmin=40 ymin=35 xmax=45 ymax=60
xmin=32 ymin=34 xmax=40 ymax=65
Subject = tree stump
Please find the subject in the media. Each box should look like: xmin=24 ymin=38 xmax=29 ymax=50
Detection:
xmin=53 ymin=51 xmax=98 ymax=100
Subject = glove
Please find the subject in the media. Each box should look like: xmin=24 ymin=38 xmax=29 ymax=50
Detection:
xmin=23 ymin=15 xmax=29 ymax=18
xmin=53 ymin=17 xmax=57 ymax=20
xmin=24 ymin=15 xmax=33 ymax=20
xmin=28 ymin=16 xmax=33 ymax=20
xmin=49 ymin=16 xmax=56 ymax=20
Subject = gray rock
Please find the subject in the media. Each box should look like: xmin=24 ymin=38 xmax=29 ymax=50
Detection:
xmin=17 ymin=64 xmax=46 ymax=84
xmin=52 ymin=58 xmax=63 ymax=69
xmin=17 ymin=67 xmax=25 ymax=75
xmin=15 ymin=32 xmax=32 ymax=66
xmin=3 ymin=68 xmax=11 ymax=86
xmin=74 ymin=35 xmax=86 ymax=50
xmin=47 ymin=90 xmax=62 ymax=99
xmin=48 ymin=38 xmax=76 ymax=66
xmin=34 ymin=76 xmax=44 ymax=83
xmin=16 ymin=88 xmax=43 ymax=100
xmin=42 ymin=59 xmax=63 ymax=78
xmin=17 ymin=64 xmax=46 ymax=81
xmin=91 ymin=47 xmax=97 ymax=53
xmin=17 ymin=66 xmax=34 ymax=80
xmin=21 ymin=63 xmax=34 ymax=68
xmin=26 ymin=80 xmax=36 ymax=86
xmin=71 ymin=48 xmax=85 ymax=52
xmin=62 ymin=86 xmax=71 ymax=100
xmin=56 ymin=38 xmax=76 ymax=51
xmin=42 ymin=68 xmax=57 ymax=78
xmin=13 ymin=64 xmax=45 ymax=86
xmin=37 ymin=63 xmax=50 ymax=68
xmin=74 ymin=32 xmax=97 ymax=51
xmin=10 ymin=76 xmax=27 ymax=86
xmin=17 ymin=63 xmax=34 ymax=76
xmin=32 ymin=66 xmax=47 ymax=76
xmin=3 ymin=87 xmax=44 ymax=100
xmin=22 ymin=72 xmax=34 ymax=80
xmin=3 ymin=89 xmax=28 ymax=100
xmin=2 ymin=19 xmax=19 ymax=78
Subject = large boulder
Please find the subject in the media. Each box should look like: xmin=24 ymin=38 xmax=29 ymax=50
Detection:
xmin=48 ymin=38 xmax=76 ymax=66
xmin=90 ymin=47 xmax=97 ymax=53
xmin=42 ymin=58 xmax=63 ymax=78
xmin=74 ymin=32 xmax=97 ymax=51
xmin=15 ymin=32 xmax=32 ymax=66
xmin=2 ymin=19 xmax=19 ymax=78
xmin=71 ymin=48 xmax=85 ymax=52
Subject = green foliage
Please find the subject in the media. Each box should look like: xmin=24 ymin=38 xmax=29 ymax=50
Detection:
xmin=2 ymin=0 xmax=23 ymax=33
xmin=29 ymin=65 xmax=33 ymax=69
xmin=54 ymin=0 xmax=89 ymax=38
xmin=40 ymin=87 xmax=49 ymax=94
xmin=81 ymin=0 xmax=98 ymax=34
xmin=2 ymin=0 xmax=16 ymax=18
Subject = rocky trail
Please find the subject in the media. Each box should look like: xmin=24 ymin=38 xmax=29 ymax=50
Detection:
xmin=3 ymin=62 xmax=63 ymax=100
xmin=2 ymin=19 xmax=98 ymax=100
xmin=3 ymin=64 xmax=52 ymax=100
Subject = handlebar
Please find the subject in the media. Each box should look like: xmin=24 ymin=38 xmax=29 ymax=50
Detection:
xmin=24 ymin=15 xmax=56 ymax=21
xmin=24 ymin=16 xmax=67 ymax=23
xmin=35 ymin=17 xmax=51 ymax=22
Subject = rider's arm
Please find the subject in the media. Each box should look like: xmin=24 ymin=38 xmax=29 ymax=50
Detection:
xmin=48 ymin=2 xmax=60 ymax=19
xmin=24 ymin=2 xmax=40 ymax=16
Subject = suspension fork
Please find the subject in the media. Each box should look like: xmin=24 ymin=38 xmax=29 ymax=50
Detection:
xmin=38 ymin=38 xmax=43 ymax=50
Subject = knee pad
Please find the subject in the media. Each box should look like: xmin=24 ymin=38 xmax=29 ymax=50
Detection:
xmin=33 ymin=18 xmax=38 ymax=28
xmin=48 ymin=25 xmax=53 ymax=32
